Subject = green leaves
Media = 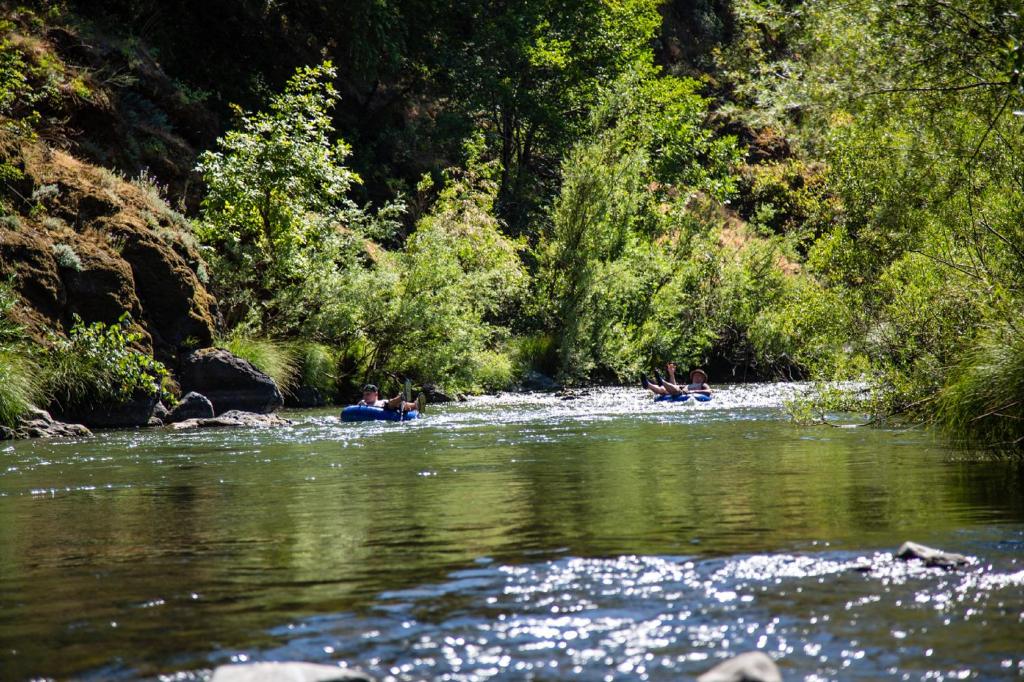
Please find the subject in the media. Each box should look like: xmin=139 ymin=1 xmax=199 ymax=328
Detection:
xmin=46 ymin=314 xmax=171 ymax=409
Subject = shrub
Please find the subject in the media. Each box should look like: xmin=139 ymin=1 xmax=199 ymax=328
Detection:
xmin=51 ymin=242 xmax=82 ymax=271
xmin=45 ymin=314 xmax=171 ymax=410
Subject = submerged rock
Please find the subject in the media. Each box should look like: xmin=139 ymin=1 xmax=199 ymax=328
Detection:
xmin=210 ymin=662 xmax=374 ymax=682
xmin=14 ymin=408 xmax=91 ymax=439
xmin=697 ymin=652 xmax=783 ymax=682
xmin=896 ymin=541 xmax=969 ymax=569
xmin=179 ymin=348 xmax=283 ymax=415
xmin=167 ymin=391 xmax=215 ymax=422
xmin=166 ymin=410 xmax=291 ymax=431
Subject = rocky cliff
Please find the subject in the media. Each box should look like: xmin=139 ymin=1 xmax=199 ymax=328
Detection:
xmin=0 ymin=131 xmax=216 ymax=363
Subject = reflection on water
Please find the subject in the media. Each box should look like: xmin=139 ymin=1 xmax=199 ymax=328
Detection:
xmin=0 ymin=386 xmax=1022 ymax=679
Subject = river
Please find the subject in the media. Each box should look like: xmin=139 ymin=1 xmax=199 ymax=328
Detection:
xmin=1 ymin=385 xmax=1022 ymax=680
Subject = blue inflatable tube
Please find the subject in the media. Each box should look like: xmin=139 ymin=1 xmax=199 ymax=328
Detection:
xmin=341 ymin=405 xmax=420 ymax=422
xmin=654 ymin=394 xmax=712 ymax=403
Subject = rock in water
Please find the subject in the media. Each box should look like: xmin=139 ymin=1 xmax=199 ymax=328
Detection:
xmin=210 ymin=662 xmax=374 ymax=682
xmin=697 ymin=652 xmax=783 ymax=682
xmin=167 ymin=391 xmax=215 ymax=422
xmin=422 ymin=383 xmax=456 ymax=404
xmin=153 ymin=402 xmax=170 ymax=421
xmin=896 ymin=541 xmax=969 ymax=568
xmin=179 ymin=348 xmax=283 ymax=415
xmin=15 ymin=408 xmax=92 ymax=439
xmin=166 ymin=410 xmax=291 ymax=431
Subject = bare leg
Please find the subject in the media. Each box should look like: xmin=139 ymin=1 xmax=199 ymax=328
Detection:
xmin=662 ymin=380 xmax=685 ymax=396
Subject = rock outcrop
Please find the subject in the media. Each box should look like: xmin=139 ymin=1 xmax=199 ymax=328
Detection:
xmin=167 ymin=391 xmax=215 ymax=422
xmin=0 ymin=133 xmax=217 ymax=365
xmin=179 ymin=349 xmax=284 ymax=415
xmin=166 ymin=410 xmax=291 ymax=431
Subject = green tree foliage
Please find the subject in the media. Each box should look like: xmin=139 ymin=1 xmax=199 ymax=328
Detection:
xmin=534 ymin=68 xmax=742 ymax=382
xmin=721 ymin=0 xmax=1024 ymax=447
xmin=356 ymin=153 xmax=527 ymax=392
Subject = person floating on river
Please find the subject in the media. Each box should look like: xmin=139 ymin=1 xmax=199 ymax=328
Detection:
xmin=641 ymin=363 xmax=712 ymax=397
xmin=358 ymin=384 xmax=426 ymax=413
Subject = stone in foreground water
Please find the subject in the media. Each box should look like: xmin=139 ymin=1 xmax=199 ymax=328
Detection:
xmin=697 ymin=651 xmax=783 ymax=682
xmin=896 ymin=541 xmax=969 ymax=568
xmin=210 ymin=662 xmax=374 ymax=682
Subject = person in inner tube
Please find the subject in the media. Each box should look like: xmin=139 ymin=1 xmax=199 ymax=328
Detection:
xmin=358 ymin=384 xmax=422 ymax=412
xmin=641 ymin=364 xmax=712 ymax=397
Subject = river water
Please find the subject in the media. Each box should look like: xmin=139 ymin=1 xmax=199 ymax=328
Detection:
xmin=1 ymin=386 xmax=1022 ymax=680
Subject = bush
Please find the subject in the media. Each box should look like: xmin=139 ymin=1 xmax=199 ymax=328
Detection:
xmin=218 ymin=333 xmax=299 ymax=392
xmin=45 ymin=314 xmax=171 ymax=410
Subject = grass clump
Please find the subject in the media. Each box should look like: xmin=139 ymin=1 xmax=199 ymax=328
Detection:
xmin=298 ymin=342 xmax=337 ymax=396
xmin=51 ymin=242 xmax=82 ymax=271
xmin=0 ymin=281 xmax=43 ymax=427
xmin=219 ymin=333 xmax=299 ymax=392
xmin=935 ymin=319 xmax=1024 ymax=452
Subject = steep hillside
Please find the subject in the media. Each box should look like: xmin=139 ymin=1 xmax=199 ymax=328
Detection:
xmin=0 ymin=131 xmax=216 ymax=362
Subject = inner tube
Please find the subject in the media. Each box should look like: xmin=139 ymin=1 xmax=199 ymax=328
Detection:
xmin=341 ymin=405 xmax=420 ymax=422
xmin=654 ymin=394 xmax=712 ymax=403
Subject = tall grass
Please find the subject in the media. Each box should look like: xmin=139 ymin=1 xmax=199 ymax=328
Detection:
xmin=0 ymin=282 xmax=45 ymax=426
xmin=298 ymin=342 xmax=337 ymax=395
xmin=936 ymin=318 xmax=1024 ymax=452
xmin=219 ymin=334 xmax=299 ymax=392
xmin=0 ymin=347 xmax=43 ymax=427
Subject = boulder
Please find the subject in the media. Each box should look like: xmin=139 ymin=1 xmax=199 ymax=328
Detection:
xmin=50 ymin=394 xmax=157 ymax=429
xmin=285 ymin=386 xmax=326 ymax=408
xmin=167 ymin=391 xmax=215 ymax=422
xmin=422 ymin=383 xmax=457 ymax=404
xmin=179 ymin=348 xmax=283 ymax=415
xmin=520 ymin=370 xmax=559 ymax=391
xmin=153 ymin=402 xmax=170 ymax=421
xmin=15 ymin=408 xmax=92 ymax=439
xmin=896 ymin=541 xmax=970 ymax=569
xmin=166 ymin=410 xmax=291 ymax=431
xmin=697 ymin=652 xmax=783 ymax=682
xmin=210 ymin=662 xmax=374 ymax=682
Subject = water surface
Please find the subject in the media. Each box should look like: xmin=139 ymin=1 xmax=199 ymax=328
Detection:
xmin=1 ymin=386 xmax=1022 ymax=679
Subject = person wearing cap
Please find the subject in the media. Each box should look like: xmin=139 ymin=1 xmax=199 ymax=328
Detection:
xmin=641 ymin=363 xmax=712 ymax=397
xmin=358 ymin=383 xmax=424 ymax=413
